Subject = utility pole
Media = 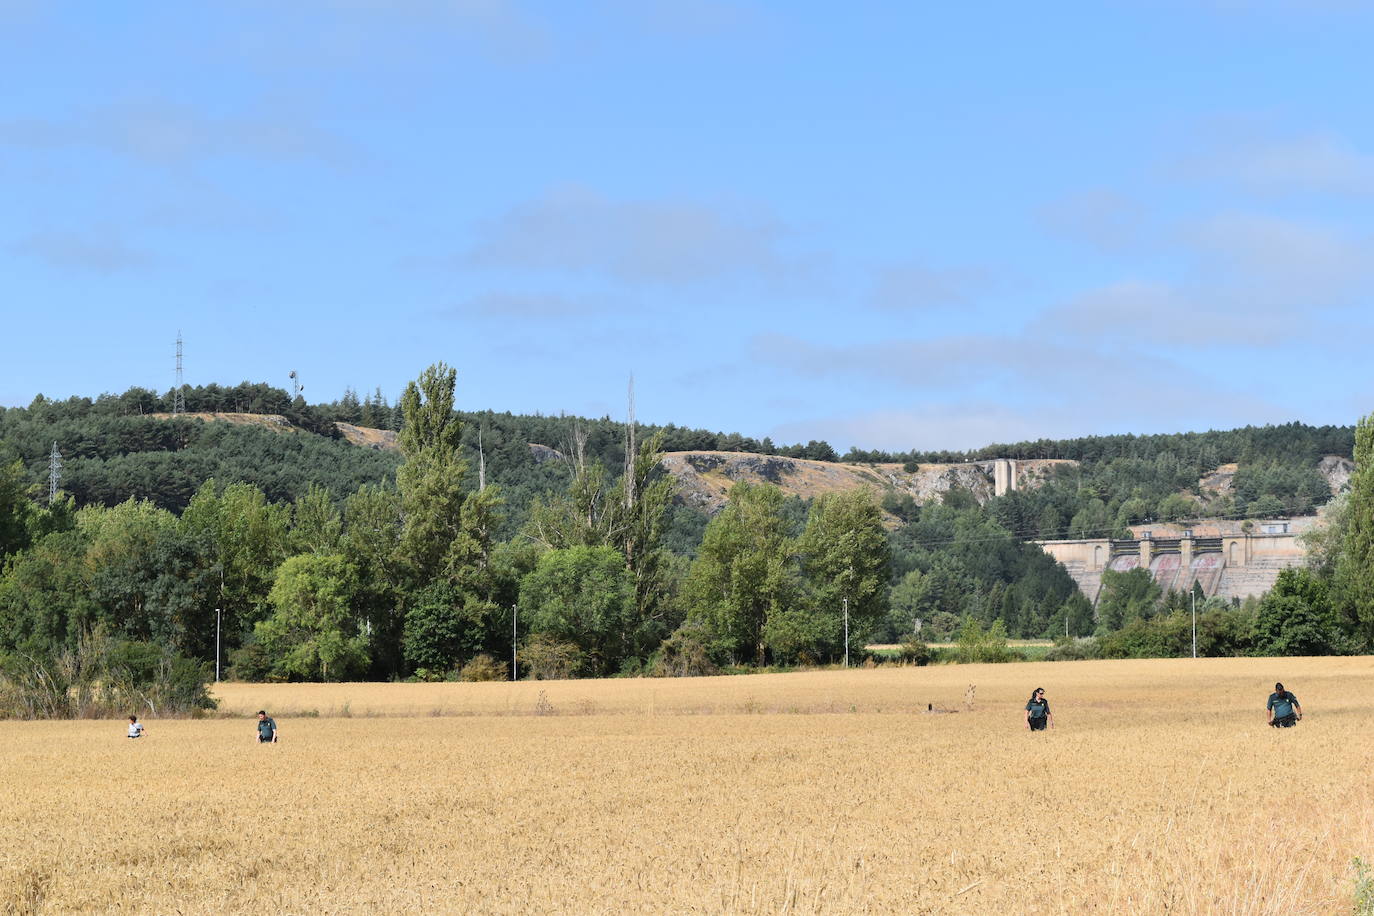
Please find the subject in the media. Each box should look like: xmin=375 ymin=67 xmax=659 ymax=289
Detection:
xmin=512 ymin=605 xmax=518 ymax=681
xmin=843 ymin=597 xmax=850 ymax=668
xmin=1191 ymin=585 xmax=1197 ymax=659
xmin=215 ymin=608 xmax=222 ymax=682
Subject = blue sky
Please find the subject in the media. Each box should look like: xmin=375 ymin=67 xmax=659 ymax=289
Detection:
xmin=3 ymin=1 xmax=1372 ymax=452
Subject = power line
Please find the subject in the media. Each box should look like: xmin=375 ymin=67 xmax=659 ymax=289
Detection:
xmin=890 ymin=494 xmax=1330 ymax=551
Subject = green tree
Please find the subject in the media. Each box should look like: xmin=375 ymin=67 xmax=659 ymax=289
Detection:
xmin=682 ymin=482 xmax=799 ymax=665
xmin=80 ymin=499 xmax=179 ymax=642
xmin=397 ymin=362 xmax=470 ymax=584
xmin=401 ymin=581 xmax=489 ymax=675
xmin=341 ymin=483 xmax=406 ymax=676
xmin=1156 ymin=492 xmax=1196 ymax=522
xmin=518 ymin=545 xmax=634 ymax=676
xmin=257 ymin=554 xmax=368 ymax=681
xmin=291 ymin=483 xmax=343 ymax=555
xmin=0 ymin=456 xmax=34 ymax=560
xmin=795 ymin=489 xmax=890 ymax=659
xmin=1068 ymin=499 xmax=1111 ymax=539
xmin=0 ymin=528 xmax=96 ymax=653
xmin=1254 ymin=594 xmax=1340 ymax=657
xmin=1096 ymin=567 xmax=1161 ymax=633
xmin=1337 ymin=414 xmax=1374 ymax=646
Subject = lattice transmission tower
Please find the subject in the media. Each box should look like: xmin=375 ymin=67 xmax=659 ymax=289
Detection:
xmin=48 ymin=441 xmax=62 ymax=505
xmin=173 ymin=331 xmax=186 ymax=415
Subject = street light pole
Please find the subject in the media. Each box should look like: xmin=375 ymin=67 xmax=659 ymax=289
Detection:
xmin=1191 ymin=588 xmax=1197 ymax=659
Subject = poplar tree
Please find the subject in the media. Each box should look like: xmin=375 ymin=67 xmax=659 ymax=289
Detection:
xmin=1337 ymin=413 xmax=1374 ymax=645
xmin=397 ymin=362 xmax=468 ymax=583
xmin=395 ymin=363 xmax=503 ymax=673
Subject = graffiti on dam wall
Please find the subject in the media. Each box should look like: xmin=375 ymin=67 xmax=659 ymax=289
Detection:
xmin=1037 ymin=525 xmax=1312 ymax=602
xmin=1107 ymin=554 xmax=1139 ymax=572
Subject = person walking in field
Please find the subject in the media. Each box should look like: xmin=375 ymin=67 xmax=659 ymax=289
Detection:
xmin=1267 ymin=682 xmax=1302 ymax=728
xmin=127 ymin=715 xmax=145 ymax=739
xmin=1025 ymin=687 xmax=1053 ymax=731
xmin=256 ymin=710 xmax=278 ymax=744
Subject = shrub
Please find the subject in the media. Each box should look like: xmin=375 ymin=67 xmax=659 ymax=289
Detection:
xmin=520 ymin=634 xmax=583 ymax=680
xmin=459 ymin=654 xmax=507 ymax=682
xmin=1353 ymin=857 xmax=1374 ymax=916
xmin=0 ymin=633 xmax=215 ymax=719
xmin=898 ymin=638 xmax=932 ymax=666
xmin=227 ymin=641 xmax=275 ymax=682
xmin=648 ymin=622 xmax=721 ymax=677
xmin=1045 ymin=638 xmax=1100 ymax=662
xmin=952 ymin=618 xmax=1017 ymax=664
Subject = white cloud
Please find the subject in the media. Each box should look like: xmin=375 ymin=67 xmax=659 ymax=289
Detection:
xmin=445 ymin=292 xmax=605 ymax=318
xmin=1037 ymin=279 xmax=1293 ymax=347
xmin=767 ymin=379 xmax=1288 ymax=452
xmin=0 ymin=101 xmax=357 ymax=168
xmin=605 ymin=0 xmax=764 ymax=36
xmin=10 ymin=231 xmax=151 ymax=274
xmin=1038 ymin=189 xmax=1147 ymax=251
xmin=868 ymin=263 xmax=992 ymax=311
xmin=770 ymin=405 xmax=1070 ymax=453
xmin=242 ymin=0 xmax=551 ymax=62
xmin=747 ymin=332 xmax=1193 ymax=391
xmin=1181 ymin=126 xmax=1374 ymax=196
xmin=1187 ymin=211 xmax=1372 ymax=301
xmin=465 ymin=185 xmax=816 ymax=287
xmin=1037 ymin=210 xmax=1371 ymax=350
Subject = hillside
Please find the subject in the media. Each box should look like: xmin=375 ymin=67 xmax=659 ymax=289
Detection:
xmin=662 ymin=451 xmax=1075 ymax=514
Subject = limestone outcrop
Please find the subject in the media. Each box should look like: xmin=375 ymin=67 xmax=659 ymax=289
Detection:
xmin=657 ymin=451 xmax=1074 ymax=516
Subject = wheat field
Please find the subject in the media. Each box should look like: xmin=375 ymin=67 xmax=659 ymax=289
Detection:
xmin=3 ymin=657 xmax=1373 ymax=914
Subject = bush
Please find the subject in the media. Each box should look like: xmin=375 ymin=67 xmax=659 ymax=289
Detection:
xmin=1045 ymin=637 xmax=1100 ymax=662
xmin=898 ymin=638 xmax=932 ymax=666
xmin=459 ymin=654 xmax=507 ymax=682
xmin=227 ymin=641 xmax=275 ymax=682
xmin=0 ymin=633 xmax=215 ymax=719
xmin=520 ymin=634 xmax=583 ymax=680
xmin=648 ymin=622 xmax=720 ymax=678
xmin=952 ymin=618 xmax=1017 ymax=664
xmin=102 ymin=639 xmax=216 ymax=714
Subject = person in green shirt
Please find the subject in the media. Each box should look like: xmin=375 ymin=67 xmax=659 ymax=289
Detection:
xmin=1266 ymin=682 xmax=1302 ymax=728
xmin=1024 ymin=687 xmax=1053 ymax=731
xmin=256 ymin=710 xmax=278 ymax=743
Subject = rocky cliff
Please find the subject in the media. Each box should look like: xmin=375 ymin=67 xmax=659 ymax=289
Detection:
xmin=658 ymin=451 xmax=1074 ymax=515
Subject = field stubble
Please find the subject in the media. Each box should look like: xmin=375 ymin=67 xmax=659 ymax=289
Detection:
xmin=3 ymin=657 xmax=1373 ymax=914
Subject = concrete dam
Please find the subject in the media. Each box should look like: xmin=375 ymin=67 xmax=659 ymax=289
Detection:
xmin=1036 ymin=517 xmax=1317 ymax=605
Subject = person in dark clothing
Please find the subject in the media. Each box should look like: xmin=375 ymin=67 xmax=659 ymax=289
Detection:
xmin=1267 ymin=682 xmax=1302 ymax=728
xmin=1025 ymin=687 xmax=1053 ymax=731
xmin=256 ymin=710 xmax=278 ymax=743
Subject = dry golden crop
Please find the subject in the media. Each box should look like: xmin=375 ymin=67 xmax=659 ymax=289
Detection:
xmin=3 ymin=656 xmax=1373 ymax=914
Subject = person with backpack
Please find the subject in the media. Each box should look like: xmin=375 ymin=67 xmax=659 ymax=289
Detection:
xmin=1025 ymin=687 xmax=1053 ymax=731
xmin=1267 ymin=682 xmax=1302 ymax=728
xmin=256 ymin=710 xmax=278 ymax=743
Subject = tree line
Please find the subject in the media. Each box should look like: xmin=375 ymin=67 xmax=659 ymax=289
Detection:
xmin=1 ymin=368 xmax=1366 ymax=713
xmin=0 ymin=364 xmax=908 ymax=705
